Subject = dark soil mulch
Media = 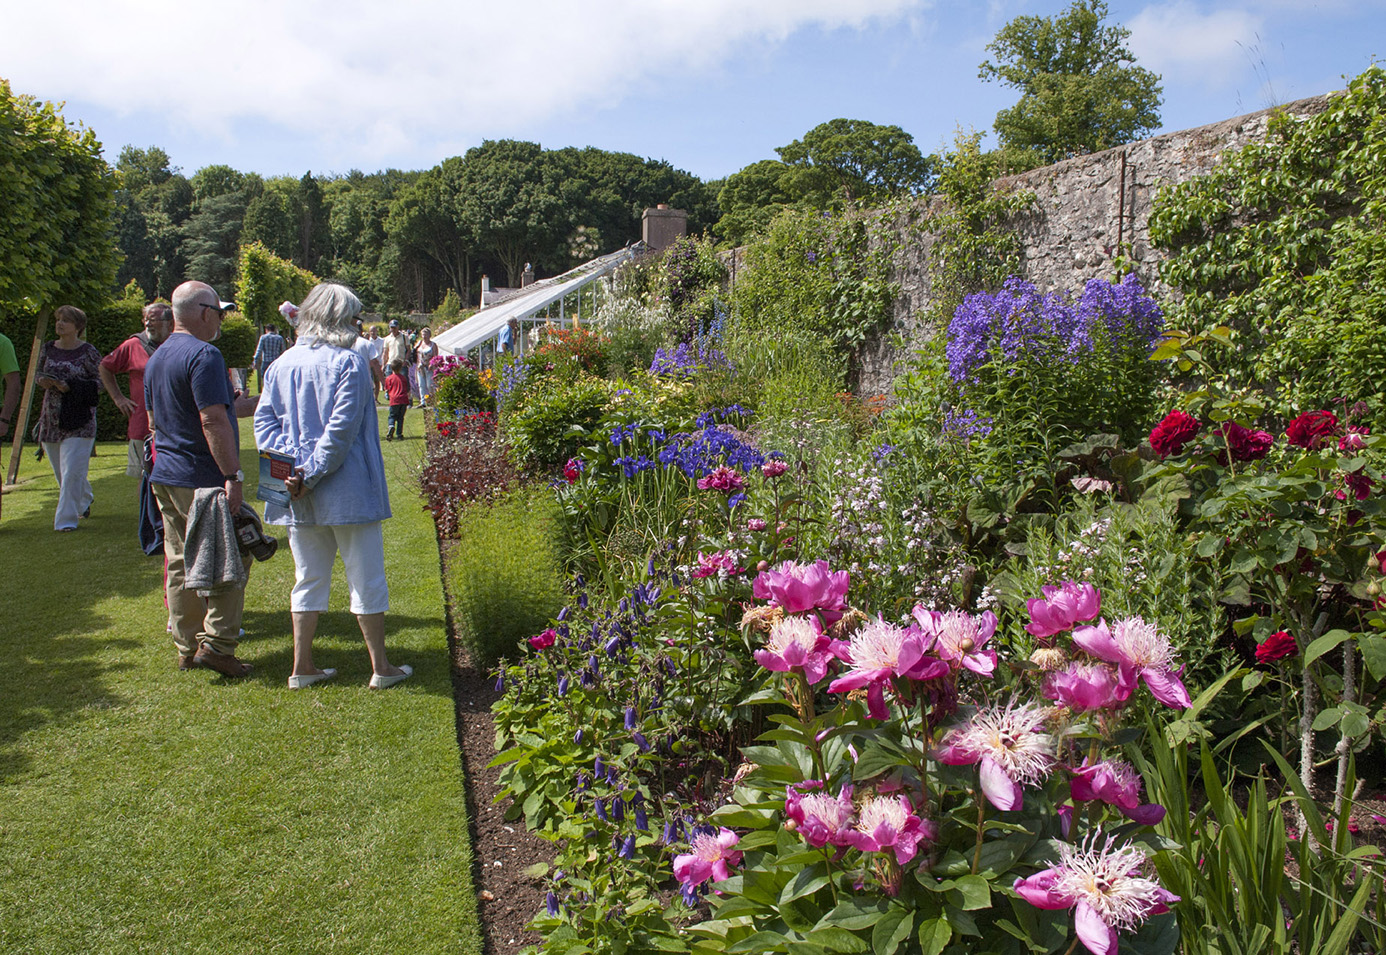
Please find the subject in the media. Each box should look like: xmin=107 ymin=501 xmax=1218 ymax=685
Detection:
xmin=442 ymin=545 xmax=554 ymax=955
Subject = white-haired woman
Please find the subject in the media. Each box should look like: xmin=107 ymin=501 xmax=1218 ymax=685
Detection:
xmin=253 ymin=283 xmax=411 ymax=689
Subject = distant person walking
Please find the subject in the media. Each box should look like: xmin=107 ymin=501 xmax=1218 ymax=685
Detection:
xmin=353 ymin=319 xmax=384 ymax=401
xmin=414 ymin=327 xmax=438 ymax=404
xmin=34 ymin=305 xmax=102 ymax=531
xmin=253 ymin=283 xmax=410 ymax=690
xmin=252 ymin=323 xmax=287 ymax=390
xmin=0 ymin=329 xmax=20 ymax=440
xmin=384 ymin=359 xmax=411 ymax=440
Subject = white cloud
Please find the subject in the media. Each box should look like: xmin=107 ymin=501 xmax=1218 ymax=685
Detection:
xmin=0 ymin=0 xmax=928 ymax=163
xmin=1127 ymin=3 xmax=1264 ymax=85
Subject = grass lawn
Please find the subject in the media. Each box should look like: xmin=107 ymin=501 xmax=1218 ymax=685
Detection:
xmin=0 ymin=408 xmax=481 ymax=954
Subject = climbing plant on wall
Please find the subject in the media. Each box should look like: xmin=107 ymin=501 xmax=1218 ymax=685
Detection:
xmin=1149 ymin=65 xmax=1386 ymax=422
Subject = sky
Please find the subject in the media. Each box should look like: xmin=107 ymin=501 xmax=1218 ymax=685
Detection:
xmin=1 ymin=0 xmax=1381 ymax=183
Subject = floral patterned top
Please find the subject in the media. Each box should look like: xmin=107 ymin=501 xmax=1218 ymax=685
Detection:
xmin=35 ymin=341 xmax=101 ymax=442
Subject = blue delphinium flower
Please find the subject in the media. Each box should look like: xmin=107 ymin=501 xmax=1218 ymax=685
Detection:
xmin=624 ymin=706 xmax=638 ymax=730
xmin=546 ymin=891 xmax=560 ymax=916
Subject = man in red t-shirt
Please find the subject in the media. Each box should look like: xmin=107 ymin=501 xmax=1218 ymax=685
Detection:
xmin=100 ymin=302 xmax=173 ymax=475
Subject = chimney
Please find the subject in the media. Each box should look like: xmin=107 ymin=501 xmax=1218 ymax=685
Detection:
xmin=480 ymin=274 xmax=491 ymax=306
xmin=522 ymin=262 xmax=535 ymax=287
xmin=641 ymin=205 xmax=688 ymax=252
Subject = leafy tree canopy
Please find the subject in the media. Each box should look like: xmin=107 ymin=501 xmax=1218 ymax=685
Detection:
xmin=980 ymin=0 xmax=1162 ymax=169
xmin=715 ymin=159 xmax=795 ymax=247
xmin=776 ymin=118 xmax=936 ymax=205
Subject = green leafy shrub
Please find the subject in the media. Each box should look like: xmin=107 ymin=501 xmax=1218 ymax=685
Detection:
xmin=504 ymin=374 xmax=611 ymax=472
xmin=214 ymin=314 xmax=256 ymax=370
xmin=447 ymin=488 xmax=565 ymax=669
xmin=235 ymin=241 xmax=317 ymax=331
xmin=432 ymin=357 xmax=495 ymax=415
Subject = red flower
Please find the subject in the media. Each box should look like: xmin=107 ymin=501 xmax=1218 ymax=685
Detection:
xmin=1150 ymin=410 xmax=1200 ymax=457
xmin=1340 ymin=426 xmax=1370 ymax=452
xmin=1285 ymin=410 xmax=1338 ymax=449
xmin=563 ymin=458 xmax=583 ymax=484
xmin=1255 ymin=631 xmax=1297 ymax=664
xmin=1376 ymin=549 xmax=1386 ymax=575
xmin=1335 ymin=472 xmax=1373 ymax=502
xmin=1216 ymin=421 xmax=1273 ymax=464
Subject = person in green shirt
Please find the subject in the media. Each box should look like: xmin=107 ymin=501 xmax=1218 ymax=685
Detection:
xmin=0 ymin=331 xmax=20 ymax=439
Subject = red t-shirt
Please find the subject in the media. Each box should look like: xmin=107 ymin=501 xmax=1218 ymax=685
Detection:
xmin=385 ymin=372 xmax=411 ymax=406
xmin=100 ymin=334 xmax=153 ymax=440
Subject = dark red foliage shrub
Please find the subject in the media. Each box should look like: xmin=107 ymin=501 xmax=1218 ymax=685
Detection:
xmin=420 ymin=412 xmax=516 ymax=538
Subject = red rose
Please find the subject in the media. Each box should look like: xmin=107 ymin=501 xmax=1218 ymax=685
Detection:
xmin=1335 ymin=472 xmax=1373 ymax=502
xmin=1255 ymin=630 xmax=1298 ymax=663
xmin=1376 ymin=549 xmax=1386 ymax=575
xmin=1216 ymin=421 xmax=1274 ymax=464
xmin=1150 ymin=410 xmax=1200 ymax=457
xmin=1285 ymin=410 xmax=1338 ymax=449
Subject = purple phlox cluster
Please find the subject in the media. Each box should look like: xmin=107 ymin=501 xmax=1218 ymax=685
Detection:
xmin=911 ymin=606 xmax=998 ymax=676
xmin=1073 ymin=616 xmax=1191 ymax=709
xmin=1069 ymin=759 xmax=1166 ymax=825
xmin=871 ymin=442 xmax=896 ymax=462
xmin=752 ymin=559 xmax=851 ymax=626
xmin=941 ymin=408 xmax=994 ymax=440
xmin=649 ymin=340 xmax=735 ymax=379
xmin=1014 ymin=833 xmax=1177 ymax=955
xmin=827 ymin=617 xmax=948 ymax=720
xmin=946 ymin=274 xmax=1163 ymax=385
xmin=753 ymin=614 xmax=842 ymax=685
xmin=673 ymin=825 xmax=742 ymax=903
xmin=935 ymin=701 xmax=1056 ymax=811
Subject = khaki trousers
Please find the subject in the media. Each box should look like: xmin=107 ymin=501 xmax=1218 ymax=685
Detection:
xmin=152 ymin=483 xmax=251 ymax=656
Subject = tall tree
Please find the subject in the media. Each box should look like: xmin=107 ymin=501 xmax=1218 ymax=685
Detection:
xmin=180 ymin=165 xmax=261 ymax=291
xmin=980 ymin=0 xmax=1162 ymax=169
xmin=384 ymin=159 xmax=473 ymax=307
xmin=714 ymin=159 xmax=795 ymax=246
xmin=775 ymin=118 xmax=936 ymax=205
xmin=455 ymin=140 xmax=568 ymax=287
xmin=113 ymin=145 xmax=192 ymax=298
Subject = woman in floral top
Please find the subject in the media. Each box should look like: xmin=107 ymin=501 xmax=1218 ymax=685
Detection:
xmin=34 ymin=305 xmax=102 ymax=531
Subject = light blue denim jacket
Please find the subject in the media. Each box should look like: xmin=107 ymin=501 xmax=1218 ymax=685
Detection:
xmin=253 ymin=337 xmax=391 ymax=526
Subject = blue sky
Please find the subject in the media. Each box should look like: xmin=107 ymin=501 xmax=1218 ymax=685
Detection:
xmin=1 ymin=1 xmax=1381 ymax=182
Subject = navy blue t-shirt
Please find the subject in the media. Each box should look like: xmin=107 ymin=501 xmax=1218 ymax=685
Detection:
xmin=144 ymin=332 xmax=238 ymax=488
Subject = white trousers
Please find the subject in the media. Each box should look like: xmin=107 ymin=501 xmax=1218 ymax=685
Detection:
xmin=43 ymin=436 xmax=95 ymax=531
xmin=288 ymin=522 xmax=389 ymax=615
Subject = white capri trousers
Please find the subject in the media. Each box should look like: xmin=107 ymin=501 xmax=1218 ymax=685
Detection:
xmin=288 ymin=522 xmax=390 ymax=615
xmin=43 ymin=436 xmax=95 ymax=531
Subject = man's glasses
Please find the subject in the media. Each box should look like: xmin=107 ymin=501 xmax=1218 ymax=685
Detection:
xmin=200 ymin=303 xmax=230 ymax=317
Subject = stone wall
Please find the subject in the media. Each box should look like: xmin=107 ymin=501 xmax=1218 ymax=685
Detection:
xmin=848 ymin=93 xmax=1335 ymax=396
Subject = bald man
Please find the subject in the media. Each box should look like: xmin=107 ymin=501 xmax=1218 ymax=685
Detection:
xmin=144 ymin=281 xmax=260 ymax=677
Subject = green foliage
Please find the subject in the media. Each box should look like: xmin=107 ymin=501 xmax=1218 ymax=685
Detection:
xmin=433 ymin=363 xmax=494 ymax=416
xmin=1149 ymin=65 xmax=1386 ymax=425
xmin=214 ymin=314 xmax=256 ymax=370
xmin=729 ymin=207 xmax=897 ymax=374
xmin=235 ymin=241 xmax=318 ymax=332
xmin=980 ymin=0 xmax=1162 ymax=169
xmin=504 ymin=374 xmax=612 ymax=472
xmin=0 ymin=78 xmax=119 ymax=316
xmin=114 ymin=145 xmax=192 ymax=299
xmin=433 ymin=287 xmax=464 ymax=320
xmin=659 ymin=235 xmax=727 ymax=343
xmin=715 ymin=159 xmax=796 ymax=247
xmin=775 ymin=118 xmax=937 ymax=206
xmin=447 ymin=488 xmax=566 ymax=669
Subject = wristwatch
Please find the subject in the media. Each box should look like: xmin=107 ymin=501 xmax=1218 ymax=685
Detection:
xmin=224 ymin=470 xmax=244 ymax=483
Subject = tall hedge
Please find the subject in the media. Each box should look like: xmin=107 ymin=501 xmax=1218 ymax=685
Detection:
xmin=236 ymin=241 xmax=317 ymax=331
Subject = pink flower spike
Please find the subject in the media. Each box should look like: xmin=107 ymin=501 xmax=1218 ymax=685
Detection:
xmin=912 ymin=607 xmax=999 ymax=676
xmin=1026 ymin=582 xmax=1102 ymax=637
xmin=785 ymin=782 xmax=856 ymax=849
xmin=752 ymin=559 xmax=850 ymax=625
xmin=847 ymin=794 xmax=934 ymax=865
xmin=1074 ymin=617 xmax=1191 ymax=709
xmin=673 ymin=827 xmax=742 ymax=889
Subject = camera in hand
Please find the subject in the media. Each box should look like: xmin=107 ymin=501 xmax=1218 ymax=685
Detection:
xmin=233 ymin=506 xmax=279 ymax=562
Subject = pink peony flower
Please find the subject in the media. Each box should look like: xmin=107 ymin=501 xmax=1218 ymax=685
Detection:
xmin=754 ymin=615 xmax=840 ymax=686
xmin=1026 ymin=582 xmax=1102 ymax=638
xmin=1042 ymin=661 xmax=1127 ymax=712
xmin=1255 ymin=630 xmax=1297 ymax=664
xmin=752 ymin=559 xmax=850 ymax=625
xmin=528 ymin=628 xmax=557 ymax=650
xmin=1014 ymin=834 xmax=1178 ymax=955
xmin=673 ymin=827 xmax=742 ymax=889
xmin=784 ymin=782 xmax=856 ymax=848
xmin=1285 ymin=410 xmax=1338 ymax=449
xmin=912 ymin=607 xmax=998 ymax=676
xmin=1074 ymin=617 xmax=1191 ymax=709
xmin=692 ymin=550 xmax=744 ymax=579
xmin=696 ymin=466 xmax=745 ymax=495
xmin=828 ymin=617 xmax=946 ymax=720
xmin=1340 ymin=426 xmax=1370 ymax=452
xmin=1070 ymin=759 xmax=1166 ymax=825
xmin=1149 ymin=410 xmax=1199 ymax=457
xmin=935 ymin=702 xmax=1056 ymax=811
xmin=847 ymin=793 xmax=935 ymax=865
xmin=762 ymin=460 xmax=789 ymax=478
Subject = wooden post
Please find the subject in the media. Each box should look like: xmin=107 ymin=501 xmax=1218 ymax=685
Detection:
xmin=2 ymin=308 xmax=51 ymax=513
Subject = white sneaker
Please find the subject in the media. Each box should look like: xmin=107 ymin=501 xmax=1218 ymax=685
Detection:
xmin=369 ymin=664 xmax=413 ymax=689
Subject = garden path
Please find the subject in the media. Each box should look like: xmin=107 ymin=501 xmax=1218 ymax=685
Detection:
xmin=0 ymin=409 xmax=482 ymax=954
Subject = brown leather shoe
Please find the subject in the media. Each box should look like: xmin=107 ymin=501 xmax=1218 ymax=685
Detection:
xmin=192 ymin=647 xmax=254 ymax=678
xmin=178 ymin=653 xmax=199 ymax=671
